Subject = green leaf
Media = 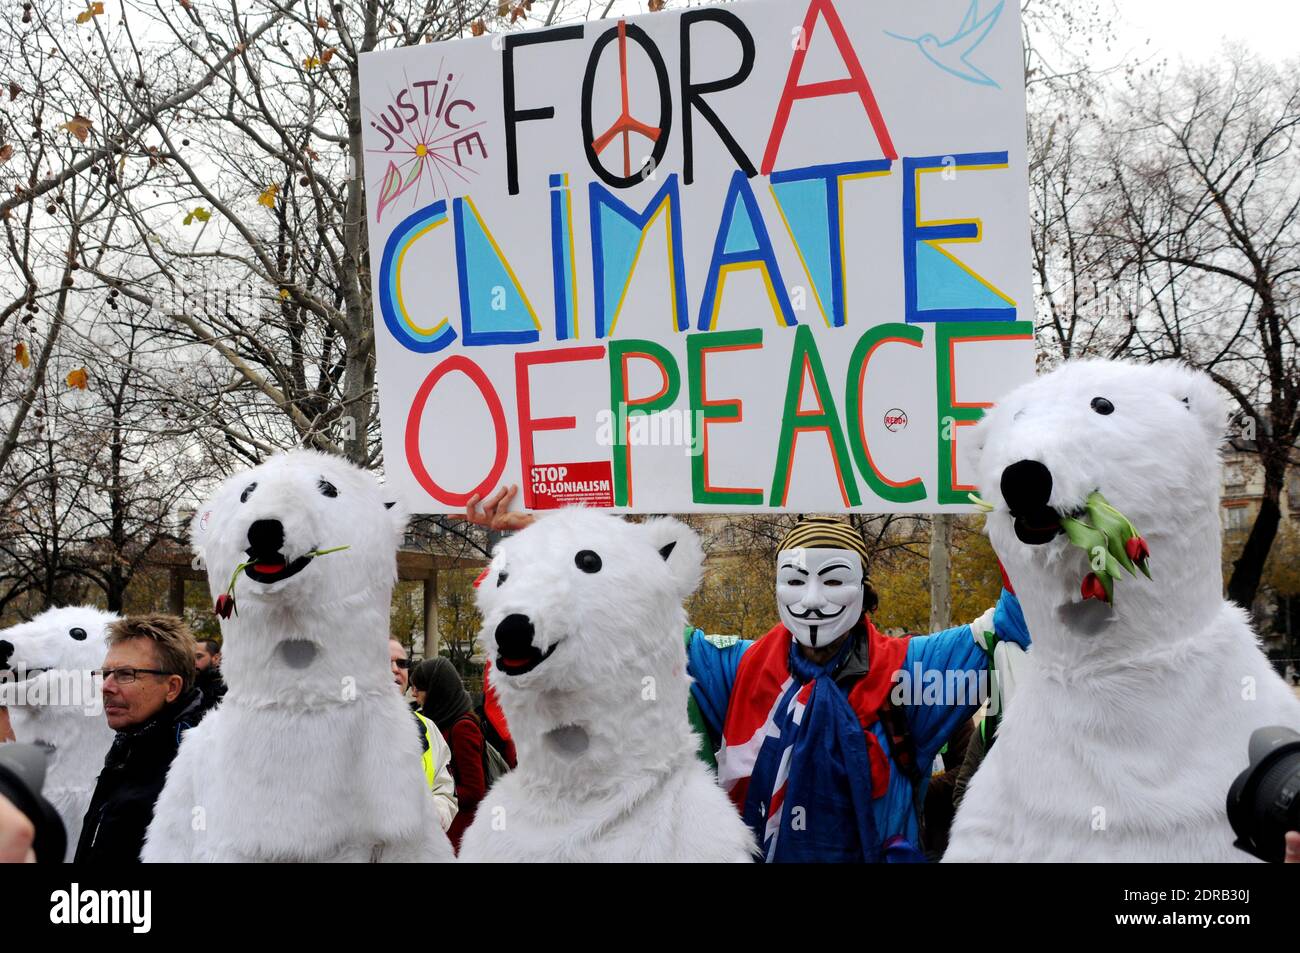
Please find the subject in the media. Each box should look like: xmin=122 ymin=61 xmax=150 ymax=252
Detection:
xmin=1061 ymin=515 xmax=1106 ymax=553
xmin=1096 ymin=570 xmax=1114 ymax=604
xmin=1085 ymin=491 xmax=1142 ymax=577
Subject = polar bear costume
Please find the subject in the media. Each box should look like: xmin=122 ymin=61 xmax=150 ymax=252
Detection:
xmin=458 ymin=509 xmax=756 ymax=862
xmin=0 ymin=606 xmax=118 ymax=859
xmin=142 ymin=451 xmax=452 ymax=862
xmin=945 ymin=360 xmax=1300 ymax=862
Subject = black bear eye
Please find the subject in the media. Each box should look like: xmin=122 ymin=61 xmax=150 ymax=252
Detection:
xmin=575 ymin=550 xmax=602 ymax=574
xmin=318 ymin=478 xmax=338 ymax=498
xmin=68 ymin=627 xmax=87 ymax=641
xmin=496 ymin=570 xmax=508 ymax=587
xmin=1090 ymin=397 xmax=1114 ymax=416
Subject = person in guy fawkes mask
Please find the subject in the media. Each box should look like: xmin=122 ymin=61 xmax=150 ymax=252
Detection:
xmin=463 ymin=494 xmax=1029 ymax=864
xmin=686 ymin=517 xmax=1029 ymax=864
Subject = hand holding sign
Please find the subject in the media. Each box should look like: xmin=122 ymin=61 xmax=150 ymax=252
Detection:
xmin=465 ymin=484 xmax=537 ymax=532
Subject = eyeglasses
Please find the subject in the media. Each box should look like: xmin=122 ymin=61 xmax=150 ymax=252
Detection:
xmin=392 ymin=658 xmax=411 ymax=670
xmin=93 ymin=667 xmax=176 ymax=685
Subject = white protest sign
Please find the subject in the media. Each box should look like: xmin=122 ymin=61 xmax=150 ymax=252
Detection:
xmin=359 ymin=0 xmax=1034 ymax=513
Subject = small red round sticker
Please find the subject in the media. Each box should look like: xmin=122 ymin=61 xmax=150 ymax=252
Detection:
xmin=884 ymin=409 xmax=908 ymax=432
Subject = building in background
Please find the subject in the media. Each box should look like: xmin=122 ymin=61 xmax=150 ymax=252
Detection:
xmin=1220 ymin=437 xmax=1300 ymax=673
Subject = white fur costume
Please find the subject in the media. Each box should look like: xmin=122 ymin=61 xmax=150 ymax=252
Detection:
xmin=946 ymin=360 xmax=1300 ymax=862
xmin=142 ymin=451 xmax=452 ymax=862
xmin=458 ymin=510 xmax=756 ymax=862
xmin=0 ymin=606 xmax=118 ymax=859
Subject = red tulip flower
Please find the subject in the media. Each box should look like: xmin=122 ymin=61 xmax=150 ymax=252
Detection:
xmin=1081 ymin=573 xmax=1109 ymax=602
xmin=214 ymin=593 xmax=236 ymax=619
xmin=1125 ymin=535 xmax=1150 ymax=564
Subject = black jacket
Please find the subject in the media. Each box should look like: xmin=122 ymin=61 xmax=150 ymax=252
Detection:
xmin=74 ymin=688 xmax=205 ymax=864
xmin=195 ymin=665 xmax=227 ymax=715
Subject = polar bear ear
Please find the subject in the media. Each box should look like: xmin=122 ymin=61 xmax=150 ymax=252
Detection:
xmin=383 ymin=497 xmax=410 ymax=543
xmin=640 ymin=517 xmax=705 ymax=601
xmin=189 ymin=499 xmax=217 ymax=556
xmin=1173 ymin=366 xmax=1228 ymax=446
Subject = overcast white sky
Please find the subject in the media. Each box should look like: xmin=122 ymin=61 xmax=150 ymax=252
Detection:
xmin=1114 ymin=0 xmax=1299 ymax=64
xmin=608 ymin=1 xmax=1299 ymax=64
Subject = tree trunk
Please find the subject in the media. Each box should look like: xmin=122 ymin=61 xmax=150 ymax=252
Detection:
xmin=930 ymin=514 xmax=952 ymax=632
xmin=341 ymin=66 xmax=373 ymax=465
xmin=1228 ymin=491 xmax=1282 ymax=612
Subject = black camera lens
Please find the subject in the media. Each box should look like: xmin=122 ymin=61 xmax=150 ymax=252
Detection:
xmin=0 ymin=743 xmax=67 ymax=863
xmin=1226 ymin=726 xmax=1300 ymax=863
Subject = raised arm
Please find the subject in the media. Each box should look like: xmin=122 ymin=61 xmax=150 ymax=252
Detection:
xmin=464 ymin=485 xmax=537 ymax=533
xmin=685 ymin=629 xmax=752 ymax=748
xmin=903 ymin=588 xmax=1029 ymax=758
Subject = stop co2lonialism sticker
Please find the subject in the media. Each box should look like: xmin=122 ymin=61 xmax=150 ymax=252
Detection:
xmin=529 ymin=462 xmax=615 ymax=509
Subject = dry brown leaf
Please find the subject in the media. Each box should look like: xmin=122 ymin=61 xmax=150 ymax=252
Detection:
xmin=321 ymin=47 xmax=336 ymax=65
xmin=75 ymin=2 xmax=105 ymax=25
xmin=7 ymin=83 xmax=20 ymax=102
xmin=648 ymin=0 xmax=666 ymax=10
xmin=469 ymin=19 xmax=487 ymax=37
xmin=15 ymin=342 xmax=30 ymax=369
xmin=66 ymin=367 xmax=88 ymax=390
xmin=316 ymin=15 xmax=329 ymax=29
xmin=59 ymin=115 xmax=93 ymax=142
xmin=0 ymin=143 xmax=12 ymax=164
xmin=258 ymin=183 xmax=278 ymax=208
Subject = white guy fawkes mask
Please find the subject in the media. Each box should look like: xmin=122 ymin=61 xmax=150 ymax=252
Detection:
xmin=776 ymin=548 xmax=865 ymax=649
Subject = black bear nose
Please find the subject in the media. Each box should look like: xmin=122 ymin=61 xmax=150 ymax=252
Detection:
xmin=0 ymin=639 xmax=12 ymax=669
xmin=1000 ymin=460 xmax=1054 ymax=515
xmin=495 ymin=614 xmax=535 ymax=656
xmin=247 ymin=519 xmax=284 ymax=554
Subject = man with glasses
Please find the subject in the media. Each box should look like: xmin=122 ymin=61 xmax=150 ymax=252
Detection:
xmin=74 ymin=615 xmax=205 ymax=863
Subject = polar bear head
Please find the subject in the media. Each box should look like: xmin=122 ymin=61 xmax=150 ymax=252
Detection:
xmin=476 ymin=509 xmax=704 ymax=774
xmin=972 ymin=359 xmax=1227 ymax=664
xmin=0 ymin=606 xmax=118 ymax=724
xmin=191 ymin=450 xmax=407 ymax=705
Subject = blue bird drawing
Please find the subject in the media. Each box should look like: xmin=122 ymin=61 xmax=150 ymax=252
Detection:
xmin=885 ymin=0 xmax=1005 ymax=88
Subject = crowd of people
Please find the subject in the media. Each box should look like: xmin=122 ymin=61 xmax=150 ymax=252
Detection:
xmin=1 ymin=485 xmax=1297 ymax=864
xmin=0 ymin=611 xmax=502 ymax=863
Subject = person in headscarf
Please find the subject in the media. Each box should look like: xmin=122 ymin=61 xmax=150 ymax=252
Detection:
xmin=411 ymin=658 xmax=487 ymax=853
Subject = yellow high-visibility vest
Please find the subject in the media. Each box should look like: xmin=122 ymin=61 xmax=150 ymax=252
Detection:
xmin=413 ymin=710 xmax=437 ymax=790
